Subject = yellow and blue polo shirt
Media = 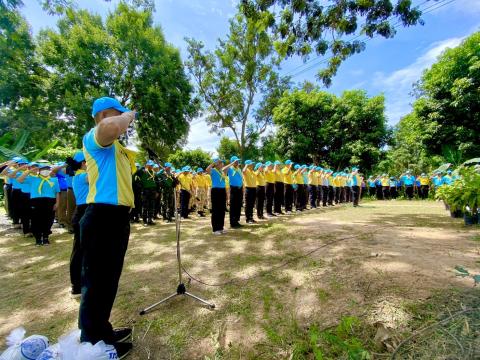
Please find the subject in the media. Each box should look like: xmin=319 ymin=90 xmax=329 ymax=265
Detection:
xmin=243 ymin=168 xmax=256 ymax=188
xmin=24 ymin=175 xmax=60 ymax=199
xmin=83 ymin=128 xmax=136 ymax=207
xmin=265 ymin=169 xmax=275 ymax=184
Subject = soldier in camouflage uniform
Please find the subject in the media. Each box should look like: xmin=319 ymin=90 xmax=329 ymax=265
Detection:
xmin=159 ymin=162 xmax=177 ymax=222
xmin=136 ymin=160 xmax=159 ymax=225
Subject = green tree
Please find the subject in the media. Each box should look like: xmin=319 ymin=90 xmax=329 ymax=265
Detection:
xmin=411 ymin=31 xmax=480 ymax=160
xmin=0 ymin=9 xmax=54 ymax=152
xmin=273 ymin=89 xmax=388 ymax=171
xmin=241 ymin=0 xmax=424 ymax=86
xmin=185 ymin=11 xmax=290 ymax=159
xmin=167 ymin=148 xmax=212 ymax=170
xmin=38 ymin=3 xmax=197 ymax=155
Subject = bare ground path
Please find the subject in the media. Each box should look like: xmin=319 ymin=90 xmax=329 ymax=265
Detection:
xmin=0 ymin=200 xmax=479 ymax=359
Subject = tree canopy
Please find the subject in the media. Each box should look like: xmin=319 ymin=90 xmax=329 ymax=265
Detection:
xmin=240 ymin=0 xmax=424 ymax=86
xmin=185 ymin=11 xmax=290 ymax=159
xmin=166 ymin=148 xmax=212 ymax=170
xmin=273 ymin=89 xmax=388 ymax=171
xmin=38 ymin=3 xmax=197 ymax=155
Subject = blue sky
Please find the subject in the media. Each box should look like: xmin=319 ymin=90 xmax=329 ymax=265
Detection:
xmin=21 ymin=0 xmax=480 ymax=154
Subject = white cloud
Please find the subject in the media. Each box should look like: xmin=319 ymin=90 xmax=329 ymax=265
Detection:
xmin=372 ymin=36 xmax=464 ymax=125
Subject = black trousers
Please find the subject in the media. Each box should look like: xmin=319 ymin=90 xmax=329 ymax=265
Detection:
xmin=328 ymin=186 xmax=334 ymax=205
xmin=322 ymin=186 xmax=329 ymax=206
xmin=180 ymin=189 xmax=191 ymax=218
xmin=256 ymin=186 xmax=265 ymax=218
xmin=296 ymin=184 xmax=304 ymax=210
xmin=19 ymin=192 xmax=31 ymax=234
xmin=130 ymin=188 xmax=142 ymax=221
xmin=4 ymin=184 xmax=12 ymax=218
xmin=274 ymin=182 xmax=284 ymax=213
xmin=420 ymin=185 xmax=429 ymax=199
xmin=390 ymin=187 xmax=398 ymax=199
xmin=265 ymin=183 xmax=275 ymax=215
xmin=284 ymin=184 xmax=294 ymax=211
xmin=335 ymin=187 xmax=341 ymax=204
xmin=11 ymin=188 xmax=22 ymax=224
xmin=405 ymin=186 xmax=414 ymax=199
xmin=316 ymin=186 xmax=322 ymax=207
xmin=345 ymin=187 xmax=351 ymax=202
xmin=211 ymin=188 xmax=226 ymax=232
xmin=70 ymin=204 xmax=88 ymax=291
xmin=352 ymin=186 xmax=360 ymax=206
xmin=79 ymin=204 xmax=130 ymax=344
xmin=369 ymin=187 xmax=376 ymax=197
xmin=229 ymin=186 xmax=243 ymax=225
xmin=309 ymin=185 xmax=317 ymax=208
xmin=30 ymin=197 xmax=55 ymax=242
xmin=142 ymin=188 xmax=157 ymax=221
xmin=376 ymin=186 xmax=383 ymax=200
xmin=245 ymin=187 xmax=256 ymax=221
xmin=382 ymin=186 xmax=390 ymax=200
xmin=161 ymin=188 xmax=175 ymax=221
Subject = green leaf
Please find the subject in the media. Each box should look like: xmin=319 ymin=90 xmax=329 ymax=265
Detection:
xmin=12 ymin=130 xmax=29 ymax=153
xmin=32 ymin=140 xmax=59 ymax=161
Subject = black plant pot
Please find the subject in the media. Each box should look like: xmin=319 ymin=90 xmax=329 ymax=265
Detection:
xmin=464 ymin=213 xmax=477 ymax=226
xmin=450 ymin=210 xmax=463 ymax=218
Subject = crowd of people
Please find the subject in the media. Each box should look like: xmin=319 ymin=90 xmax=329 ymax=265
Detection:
xmin=0 ymin=96 xmax=460 ymax=359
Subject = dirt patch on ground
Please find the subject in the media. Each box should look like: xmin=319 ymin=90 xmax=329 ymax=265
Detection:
xmin=0 ymin=201 xmax=479 ymax=359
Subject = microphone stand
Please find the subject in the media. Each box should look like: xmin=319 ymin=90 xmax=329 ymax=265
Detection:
xmin=139 ymin=187 xmax=215 ymax=315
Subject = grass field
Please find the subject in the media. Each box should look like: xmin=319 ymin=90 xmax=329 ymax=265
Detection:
xmin=0 ymin=200 xmax=479 ymax=359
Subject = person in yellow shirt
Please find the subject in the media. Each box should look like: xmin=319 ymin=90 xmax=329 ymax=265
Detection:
xmin=417 ymin=172 xmax=430 ymax=199
xmin=308 ymin=165 xmax=318 ymax=209
xmin=315 ymin=167 xmax=323 ymax=207
xmin=380 ymin=173 xmax=390 ymax=200
xmin=177 ymin=166 xmax=193 ymax=219
xmin=293 ymin=164 xmax=304 ymax=211
xmin=243 ymin=160 xmax=257 ymax=223
xmin=282 ymin=160 xmax=294 ymax=213
xmin=264 ymin=161 xmax=276 ymax=217
xmin=195 ymin=168 xmax=208 ymax=217
xmin=273 ymin=160 xmax=284 ymax=215
xmin=254 ymin=163 xmax=266 ymax=219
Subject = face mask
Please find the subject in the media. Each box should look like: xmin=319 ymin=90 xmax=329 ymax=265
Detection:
xmin=40 ymin=170 xmax=50 ymax=177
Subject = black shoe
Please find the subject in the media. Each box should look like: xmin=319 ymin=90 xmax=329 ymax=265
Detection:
xmin=247 ymin=219 xmax=257 ymax=224
xmin=231 ymin=223 xmax=242 ymax=228
xmin=113 ymin=342 xmax=132 ymax=359
xmin=35 ymin=239 xmax=42 ymax=246
xmin=42 ymin=238 xmax=50 ymax=245
xmin=113 ymin=328 xmax=132 ymax=343
xmin=71 ymin=286 xmax=81 ymax=296
xmin=147 ymin=219 xmax=155 ymax=225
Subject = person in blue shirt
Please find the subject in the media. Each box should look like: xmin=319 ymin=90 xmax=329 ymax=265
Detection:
xmin=442 ymin=170 xmax=454 ymax=185
xmin=224 ymin=156 xmax=243 ymax=228
xmin=400 ymin=170 xmax=416 ymax=200
xmin=367 ymin=176 xmax=376 ymax=197
xmin=389 ymin=177 xmax=398 ymax=199
xmin=69 ymin=151 xmax=89 ymax=296
xmin=206 ymin=157 xmax=228 ymax=234
xmin=431 ymin=171 xmax=444 ymax=189
xmin=4 ymin=159 xmax=32 ymax=232
xmin=17 ymin=163 xmax=60 ymax=246
xmin=78 ymin=97 xmax=136 ymax=356
xmin=1 ymin=158 xmax=29 ymax=227
xmin=55 ymin=164 xmax=69 ymax=228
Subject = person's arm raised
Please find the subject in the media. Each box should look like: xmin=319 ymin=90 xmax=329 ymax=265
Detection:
xmin=96 ymin=112 xmax=135 ymax=147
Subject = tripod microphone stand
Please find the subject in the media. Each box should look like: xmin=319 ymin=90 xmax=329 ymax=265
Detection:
xmin=140 ymin=188 xmax=215 ymax=315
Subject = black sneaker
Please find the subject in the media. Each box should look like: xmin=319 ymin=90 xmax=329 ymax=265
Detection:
xmin=113 ymin=328 xmax=132 ymax=343
xmin=71 ymin=286 xmax=81 ymax=297
xmin=111 ymin=342 xmax=132 ymax=359
xmin=35 ymin=239 xmax=42 ymax=246
xmin=42 ymin=238 xmax=50 ymax=246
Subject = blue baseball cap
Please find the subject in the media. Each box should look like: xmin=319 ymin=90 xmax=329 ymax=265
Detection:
xmin=146 ymin=160 xmax=155 ymax=166
xmin=197 ymin=167 xmax=203 ymax=172
xmin=73 ymin=151 xmax=85 ymax=163
xmin=265 ymin=161 xmax=272 ymax=166
xmin=92 ymin=97 xmax=130 ymax=117
xmin=230 ymin=156 xmax=240 ymax=163
xmin=164 ymin=162 xmax=172 ymax=168
xmin=309 ymin=165 xmax=315 ymax=170
xmin=301 ymin=165 xmax=307 ymax=169
xmin=447 ymin=170 xmax=452 ymax=174
xmin=294 ymin=164 xmax=300 ymax=170
xmin=352 ymin=167 xmax=359 ymax=171
xmin=285 ymin=160 xmax=292 ymax=165
xmin=316 ymin=166 xmax=322 ymax=171
xmin=11 ymin=156 xmax=23 ymax=162
xmin=17 ymin=159 xmax=29 ymax=165
xmin=153 ymin=163 xmax=160 ymax=169
xmin=274 ymin=160 xmax=282 ymax=165
xmin=245 ymin=160 xmax=253 ymax=165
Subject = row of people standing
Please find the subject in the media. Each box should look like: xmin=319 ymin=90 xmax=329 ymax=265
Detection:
xmin=366 ymin=170 xmax=457 ymax=200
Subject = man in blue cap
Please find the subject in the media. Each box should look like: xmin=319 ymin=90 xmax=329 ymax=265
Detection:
xmin=1 ymin=157 xmax=27 ymax=228
xmin=400 ymin=170 xmax=416 ymax=200
xmin=350 ymin=167 xmax=361 ymax=207
xmin=282 ymin=160 xmax=294 ymax=212
xmin=224 ymin=156 xmax=243 ymax=228
xmin=79 ymin=97 xmax=136 ymax=356
xmin=206 ymin=158 xmax=228 ymax=234
xmin=273 ymin=160 xmax=285 ymax=214
xmin=130 ymin=163 xmax=142 ymax=223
